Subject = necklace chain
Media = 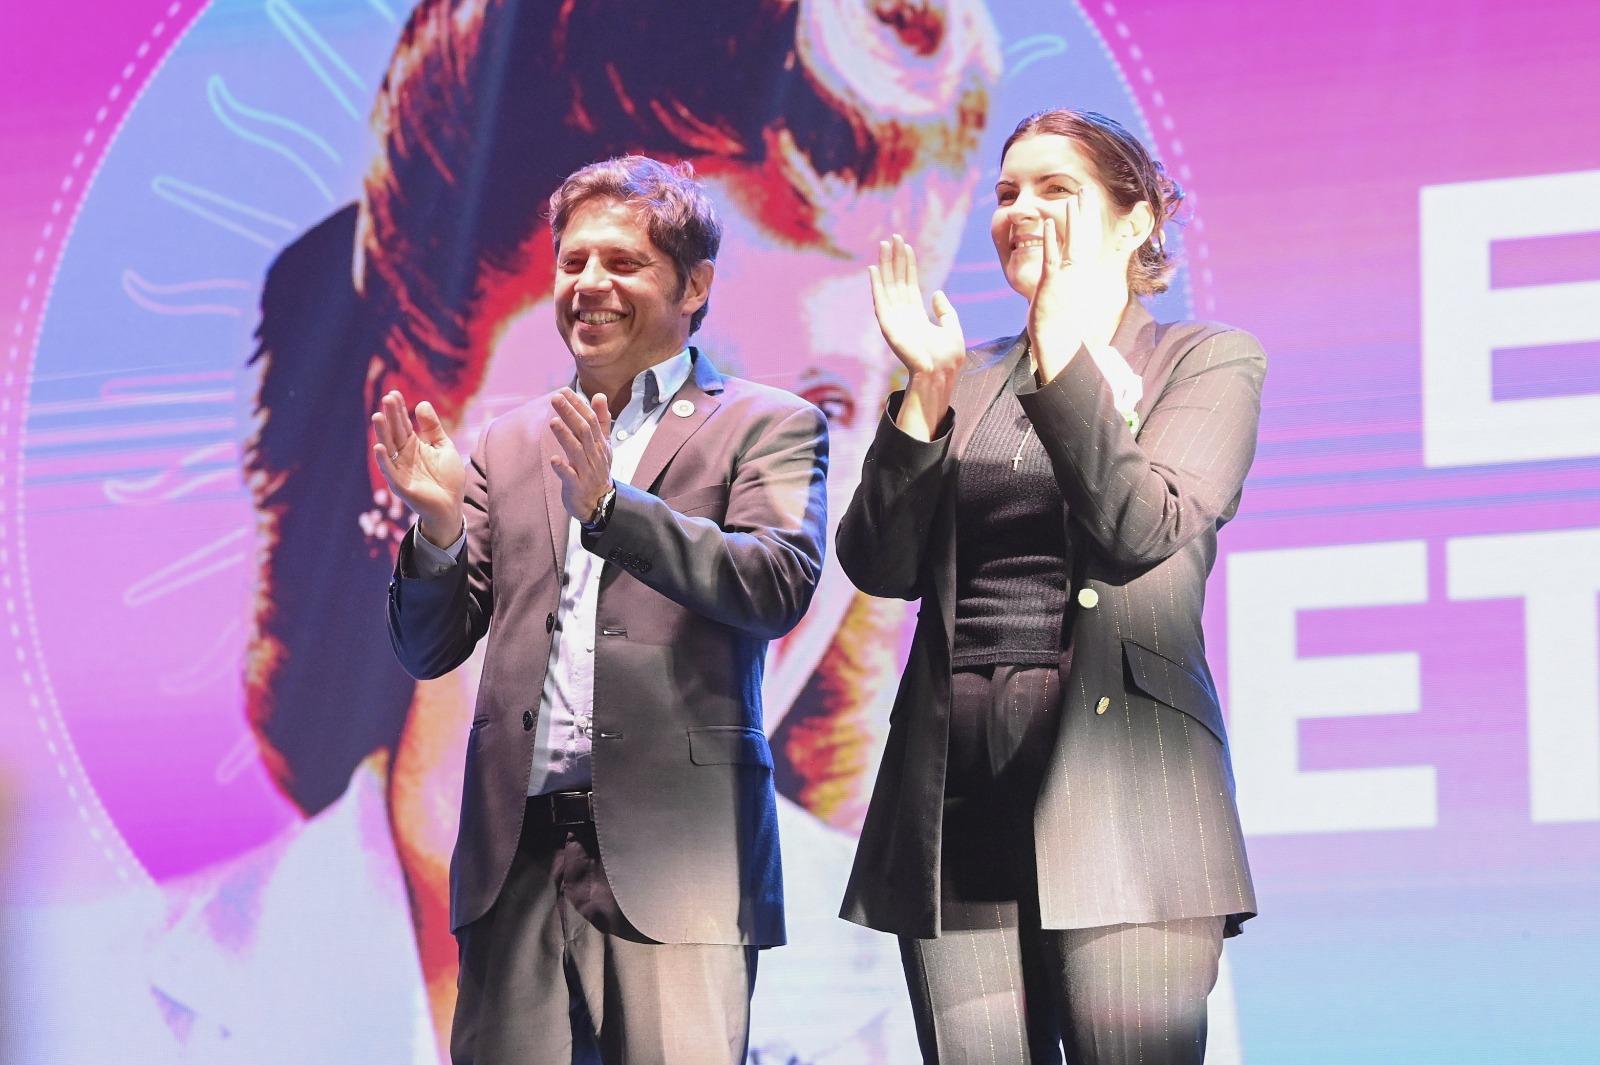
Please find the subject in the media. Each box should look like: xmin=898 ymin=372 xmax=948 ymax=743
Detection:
xmin=1012 ymin=424 xmax=1035 ymax=471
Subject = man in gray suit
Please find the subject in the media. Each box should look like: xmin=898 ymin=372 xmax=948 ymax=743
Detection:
xmin=372 ymin=155 xmax=829 ymax=1064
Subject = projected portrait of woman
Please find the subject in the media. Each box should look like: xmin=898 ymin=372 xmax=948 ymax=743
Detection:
xmin=238 ymin=0 xmax=999 ymax=1054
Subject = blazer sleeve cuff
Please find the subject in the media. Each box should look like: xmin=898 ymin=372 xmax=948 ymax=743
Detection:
xmin=872 ymin=390 xmax=954 ymax=468
xmin=1015 ymin=344 xmax=1121 ymax=437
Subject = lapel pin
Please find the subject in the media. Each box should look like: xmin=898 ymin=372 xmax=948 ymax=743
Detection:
xmin=671 ymin=399 xmax=696 ymax=418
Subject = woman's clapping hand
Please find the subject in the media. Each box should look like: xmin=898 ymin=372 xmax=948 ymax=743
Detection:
xmin=868 ymin=234 xmax=966 ymax=440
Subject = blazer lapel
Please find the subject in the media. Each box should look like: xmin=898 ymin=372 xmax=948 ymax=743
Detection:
xmin=1112 ymin=299 xmax=1157 ymax=373
xmin=627 ymin=347 xmax=722 ymax=494
xmin=537 ymin=406 xmax=571 ymax=569
xmin=1110 ymin=301 xmax=1163 ymax=432
xmin=951 ymin=333 xmax=1029 ymax=462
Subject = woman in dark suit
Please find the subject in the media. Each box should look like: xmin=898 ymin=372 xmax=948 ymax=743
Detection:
xmin=838 ymin=109 xmax=1264 ymax=1064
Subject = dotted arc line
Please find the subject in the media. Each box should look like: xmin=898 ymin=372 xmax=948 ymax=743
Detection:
xmin=3 ymin=0 xmax=199 ymax=890
xmin=1088 ymin=0 xmax=1216 ymax=318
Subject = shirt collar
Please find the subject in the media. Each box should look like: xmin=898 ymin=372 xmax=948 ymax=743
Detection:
xmin=640 ymin=347 xmax=694 ymax=413
xmin=578 ymin=347 xmax=694 ymax=425
xmin=625 ymin=347 xmax=693 ymax=421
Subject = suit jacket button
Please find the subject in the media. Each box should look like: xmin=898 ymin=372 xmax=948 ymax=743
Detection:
xmin=522 ymin=710 xmax=535 ymax=731
xmin=545 ymin=612 xmax=555 ymax=633
xmin=1078 ymin=587 xmax=1099 ymax=609
xmin=639 ymin=559 xmax=652 ymax=573
xmin=1095 ymin=696 xmax=1110 ymax=715
xmin=608 ymin=549 xmax=622 ymax=561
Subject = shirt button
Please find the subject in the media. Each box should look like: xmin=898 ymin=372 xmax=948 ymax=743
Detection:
xmin=615 ymin=428 xmax=630 ymax=441
xmin=1096 ymin=697 xmax=1110 ymax=715
xmin=522 ymin=710 xmax=535 ymax=731
xmin=1078 ymin=587 xmax=1099 ymax=609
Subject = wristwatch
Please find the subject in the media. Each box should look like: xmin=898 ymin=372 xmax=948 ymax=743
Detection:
xmin=581 ymin=484 xmax=617 ymax=534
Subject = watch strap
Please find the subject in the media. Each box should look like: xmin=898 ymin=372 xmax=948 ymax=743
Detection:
xmin=581 ymin=484 xmax=617 ymax=533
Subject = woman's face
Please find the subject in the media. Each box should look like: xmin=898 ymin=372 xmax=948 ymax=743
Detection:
xmin=990 ymin=133 xmax=1128 ymax=301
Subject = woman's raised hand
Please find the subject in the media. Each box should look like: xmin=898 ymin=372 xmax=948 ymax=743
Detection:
xmin=372 ymin=390 xmax=467 ymax=547
xmin=868 ymin=234 xmax=966 ymax=440
xmin=1029 ymin=191 xmax=1121 ymax=383
xmin=868 ymin=234 xmax=966 ymax=378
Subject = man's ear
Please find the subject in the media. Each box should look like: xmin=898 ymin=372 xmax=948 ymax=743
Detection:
xmin=682 ymin=259 xmax=715 ymax=315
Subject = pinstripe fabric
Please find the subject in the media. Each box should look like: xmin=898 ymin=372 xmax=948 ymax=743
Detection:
xmin=840 ymin=301 xmax=1262 ymax=942
xmin=900 ymin=905 xmax=1048 ymax=1065
xmin=897 ymin=665 xmax=1060 ymax=1064
xmin=901 ymin=915 xmax=1223 ymax=1065
xmin=896 ymin=665 xmax=1224 ymax=1064
xmin=1019 ymin=311 xmax=1259 ymax=933
xmin=1050 ymin=917 xmax=1223 ymax=1065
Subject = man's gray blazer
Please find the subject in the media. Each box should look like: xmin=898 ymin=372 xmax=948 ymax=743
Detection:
xmin=838 ymin=301 xmax=1262 ymax=939
xmin=387 ymin=350 xmax=828 ymax=945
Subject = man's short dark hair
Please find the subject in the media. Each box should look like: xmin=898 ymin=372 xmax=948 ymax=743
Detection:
xmin=549 ymin=156 xmax=722 ymax=334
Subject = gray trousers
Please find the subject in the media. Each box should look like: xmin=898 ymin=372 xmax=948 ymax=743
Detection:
xmin=901 ymin=665 xmax=1226 ymax=1064
xmin=451 ymin=807 xmax=757 ymax=1065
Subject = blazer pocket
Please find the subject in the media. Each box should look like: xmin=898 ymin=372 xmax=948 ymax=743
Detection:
xmin=1121 ymin=639 xmax=1227 ymax=745
xmin=687 ymin=725 xmax=774 ymax=768
xmin=664 ymin=483 xmax=730 ymax=518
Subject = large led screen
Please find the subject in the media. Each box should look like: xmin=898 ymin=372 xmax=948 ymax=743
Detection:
xmin=2 ymin=1 xmax=1597 ymax=1061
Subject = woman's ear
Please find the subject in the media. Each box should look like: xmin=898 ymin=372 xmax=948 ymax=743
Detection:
xmin=1119 ymin=201 xmax=1155 ymax=254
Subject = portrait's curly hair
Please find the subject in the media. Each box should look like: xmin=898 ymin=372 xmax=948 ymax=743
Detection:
xmin=242 ymin=0 xmax=1000 ymax=814
xmin=359 ymin=0 xmax=999 ymax=416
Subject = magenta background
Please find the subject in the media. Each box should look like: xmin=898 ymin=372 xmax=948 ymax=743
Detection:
xmin=4 ymin=2 xmax=1600 ymax=1060
xmin=8 ymin=0 xmax=1600 ymax=879
xmin=7 ymin=0 xmax=1599 ymax=893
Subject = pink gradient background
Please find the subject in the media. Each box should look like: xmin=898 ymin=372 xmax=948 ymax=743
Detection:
xmin=6 ymin=0 xmax=1599 ymax=897
xmin=7 ymin=0 xmax=1600 ymax=883
xmin=4 ymin=2 xmax=1600 ymax=1060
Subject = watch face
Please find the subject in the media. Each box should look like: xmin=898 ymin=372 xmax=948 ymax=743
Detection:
xmin=581 ymin=488 xmax=614 ymax=531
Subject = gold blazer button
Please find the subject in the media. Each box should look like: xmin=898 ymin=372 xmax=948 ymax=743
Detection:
xmin=1077 ymin=587 xmax=1099 ymax=609
xmin=1095 ymin=696 xmax=1110 ymax=715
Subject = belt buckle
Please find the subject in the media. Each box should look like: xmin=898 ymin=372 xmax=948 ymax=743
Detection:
xmin=549 ymin=789 xmax=593 ymax=827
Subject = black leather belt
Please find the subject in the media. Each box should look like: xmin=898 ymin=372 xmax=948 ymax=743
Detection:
xmin=528 ymin=788 xmax=595 ymax=827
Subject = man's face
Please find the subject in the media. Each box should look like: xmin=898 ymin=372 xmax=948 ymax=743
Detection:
xmin=552 ymin=197 xmax=711 ymax=388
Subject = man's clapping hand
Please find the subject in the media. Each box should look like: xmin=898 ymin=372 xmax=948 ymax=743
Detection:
xmin=371 ymin=390 xmax=467 ymax=548
xmin=549 ymin=387 xmax=616 ymax=524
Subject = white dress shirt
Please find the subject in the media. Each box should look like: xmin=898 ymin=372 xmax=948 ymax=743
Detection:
xmin=412 ymin=348 xmax=695 ymax=795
